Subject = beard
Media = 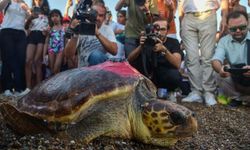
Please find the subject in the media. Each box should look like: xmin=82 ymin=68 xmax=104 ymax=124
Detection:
xmin=232 ymin=33 xmax=247 ymax=42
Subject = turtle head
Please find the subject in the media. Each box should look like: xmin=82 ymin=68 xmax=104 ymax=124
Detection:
xmin=141 ymin=100 xmax=197 ymax=146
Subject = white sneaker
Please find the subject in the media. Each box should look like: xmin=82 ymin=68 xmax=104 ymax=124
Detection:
xmin=169 ymin=92 xmax=177 ymax=103
xmin=182 ymin=91 xmax=202 ymax=103
xmin=3 ymin=90 xmax=13 ymax=97
xmin=17 ymin=88 xmax=31 ymax=97
xmin=204 ymin=92 xmax=217 ymax=106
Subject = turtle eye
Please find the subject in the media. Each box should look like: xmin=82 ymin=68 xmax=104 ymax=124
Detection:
xmin=170 ymin=111 xmax=185 ymax=125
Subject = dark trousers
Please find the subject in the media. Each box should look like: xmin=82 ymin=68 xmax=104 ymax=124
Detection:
xmin=154 ymin=66 xmax=191 ymax=95
xmin=0 ymin=29 xmax=26 ymax=92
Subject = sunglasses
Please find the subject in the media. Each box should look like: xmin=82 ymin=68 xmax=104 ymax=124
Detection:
xmin=159 ymin=27 xmax=167 ymax=31
xmin=229 ymin=25 xmax=247 ymax=32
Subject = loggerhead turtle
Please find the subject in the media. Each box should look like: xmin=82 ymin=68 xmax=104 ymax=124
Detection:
xmin=0 ymin=61 xmax=197 ymax=147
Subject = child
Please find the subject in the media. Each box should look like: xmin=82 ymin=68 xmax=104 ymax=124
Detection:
xmin=44 ymin=9 xmax=65 ymax=75
xmin=22 ymin=0 xmax=50 ymax=96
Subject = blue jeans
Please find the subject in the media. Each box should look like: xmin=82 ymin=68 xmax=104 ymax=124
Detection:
xmin=88 ymin=50 xmax=108 ymax=66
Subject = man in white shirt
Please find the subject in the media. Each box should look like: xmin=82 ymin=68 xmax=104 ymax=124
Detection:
xmin=65 ymin=2 xmax=117 ymax=67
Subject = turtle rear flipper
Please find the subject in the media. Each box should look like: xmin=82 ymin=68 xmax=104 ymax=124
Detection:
xmin=0 ymin=103 xmax=49 ymax=135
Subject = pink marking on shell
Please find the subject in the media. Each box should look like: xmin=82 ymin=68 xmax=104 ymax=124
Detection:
xmin=81 ymin=61 xmax=142 ymax=77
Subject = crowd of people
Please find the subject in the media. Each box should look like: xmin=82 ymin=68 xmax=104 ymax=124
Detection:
xmin=0 ymin=0 xmax=249 ymax=108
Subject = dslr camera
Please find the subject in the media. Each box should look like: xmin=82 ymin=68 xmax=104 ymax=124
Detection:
xmin=144 ymin=24 xmax=160 ymax=46
xmin=65 ymin=0 xmax=97 ymax=37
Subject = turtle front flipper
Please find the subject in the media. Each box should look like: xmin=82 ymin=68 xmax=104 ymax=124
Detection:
xmin=0 ymin=103 xmax=49 ymax=134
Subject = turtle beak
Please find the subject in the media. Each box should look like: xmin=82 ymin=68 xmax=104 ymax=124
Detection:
xmin=173 ymin=113 xmax=198 ymax=138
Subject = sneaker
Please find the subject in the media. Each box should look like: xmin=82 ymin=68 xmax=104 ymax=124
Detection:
xmin=204 ymin=92 xmax=217 ymax=106
xmin=228 ymin=99 xmax=242 ymax=107
xmin=182 ymin=91 xmax=202 ymax=103
xmin=169 ymin=92 xmax=177 ymax=103
xmin=3 ymin=90 xmax=13 ymax=97
xmin=242 ymin=101 xmax=250 ymax=106
xmin=17 ymin=88 xmax=31 ymax=97
xmin=13 ymin=91 xmax=21 ymax=97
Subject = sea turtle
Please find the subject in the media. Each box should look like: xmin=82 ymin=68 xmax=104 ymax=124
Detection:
xmin=0 ymin=61 xmax=197 ymax=147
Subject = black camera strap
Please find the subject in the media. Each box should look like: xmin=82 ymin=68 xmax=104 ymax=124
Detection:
xmin=142 ymin=45 xmax=151 ymax=78
xmin=141 ymin=45 xmax=158 ymax=80
xmin=247 ymin=39 xmax=250 ymax=65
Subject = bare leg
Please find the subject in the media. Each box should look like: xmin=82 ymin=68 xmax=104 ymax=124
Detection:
xmin=25 ymin=44 xmax=36 ymax=89
xmin=34 ymin=43 xmax=44 ymax=85
xmin=53 ymin=52 xmax=63 ymax=74
xmin=48 ymin=53 xmax=56 ymax=75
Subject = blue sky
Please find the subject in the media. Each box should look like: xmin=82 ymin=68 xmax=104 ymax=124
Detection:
xmin=24 ymin=0 xmax=117 ymax=18
xmin=24 ymin=0 xmax=249 ymax=40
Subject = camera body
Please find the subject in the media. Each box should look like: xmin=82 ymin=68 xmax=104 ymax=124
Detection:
xmin=32 ymin=7 xmax=41 ymax=17
xmin=65 ymin=0 xmax=97 ymax=37
xmin=144 ymin=24 xmax=160 ymax=46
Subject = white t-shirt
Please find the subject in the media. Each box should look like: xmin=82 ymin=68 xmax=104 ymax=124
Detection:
xmin=179 ymin=0 xmax=220 ymax=13
xmin=1 ymin=1 xmax=28 ymax=30
xmin=30 ymin=14 xmax=49 ymax=31
xmin=77 ymin=24 xmax=117 ymax=67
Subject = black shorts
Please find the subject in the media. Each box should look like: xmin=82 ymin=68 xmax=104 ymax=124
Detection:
xmin=27 ymin=30 xmax=46 ymax=45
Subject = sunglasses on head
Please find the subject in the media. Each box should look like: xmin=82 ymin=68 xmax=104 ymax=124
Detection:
xmin=229 ymin=25 xmax=247 ymax=32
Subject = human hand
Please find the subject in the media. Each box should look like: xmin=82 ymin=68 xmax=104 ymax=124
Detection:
xmin=43 ymin=55 xmax=49 ymax=66
xmin=70 ymin=19 xmax=80 ymax=29
xmin=219 ymin=65 xmax=231 ymax=78
xmin=20 ymin=3 xmax=31 ymax=15
xmin=42 ymin=26 xmax=50 ymax=36
xmin=165 ymin=0 xmax=174 ymax=10
xmin=243 ymin=65 xmax=250 ymax=77
xmin=139 ymin=31 xmax=147 ymax=45
xmin=220 ymin=18 xmax=227 ymax=35
xmin=154 ymin=42 xmax=167 ymax=53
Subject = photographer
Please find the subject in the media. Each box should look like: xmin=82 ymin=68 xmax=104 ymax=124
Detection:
xmin=128 ymin=19 xmax=190 ymax=96
xmin=212 ymin=11 xmax=250 ymax=107
xmin=64 ymin=2 xmax=117 ymax=67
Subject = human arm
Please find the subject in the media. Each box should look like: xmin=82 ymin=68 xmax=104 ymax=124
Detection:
xmin=127 ymin=32 xmax=146 ymax=62
xmin=95 ymin=28 xmax=117 ymax=55
xmin=220 ymin=0 xmax=229 ymax=35
xmin=64 ymin=35 xmax=78 ymax=59
xmin=115 ymin=0 xmax=127 ymax=11
xmin=212 ymin=60 xmax=230 ymax=78
xmin=154 ymin=42 xmax=182 ymax=69
xmin=25 ymin=12 xmax=38 ymax=30
xmin=178 ymin=0 xmax=184 ymax=36
xmin=20 ymin=2 xmax=31 ymax=18
xmin=64 ymin=19 xmax=79 ymax=58
xmin=64 ymin=0 xmax=73 ymax=17
xmin=165 ymin=0 xmax=176 ymax=23
xmin=243 ymin=66 xmax=250 ymax=77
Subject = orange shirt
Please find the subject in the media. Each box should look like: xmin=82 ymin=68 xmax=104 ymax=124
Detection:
xmin=157 ymin=0 xmax=177 ymax=35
